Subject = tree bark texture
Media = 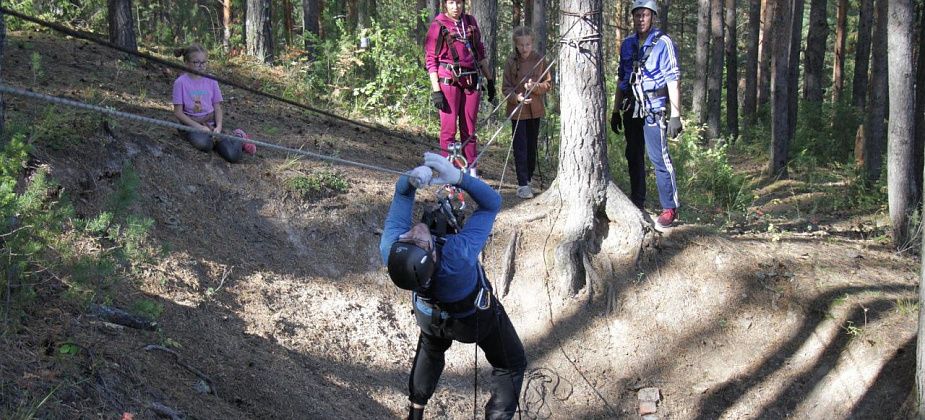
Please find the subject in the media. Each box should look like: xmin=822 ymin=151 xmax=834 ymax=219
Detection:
xmin=107 ymin=0 xmax=137 ymax=52
xmin=532 ymin=0 xmax=548 ymax=55
xmin=346 ymin=0 xmax=357 ymax=31
xmin=831 ymin=0 xmax=847 ymax=103
xmin=223 ymin=0 xmax=232 ymax=52
xmin=0 ymin=11 xmax=5 ymax=137
xmin=852 ymin=0 xmax=874 ymax=111
xmin=282 ymin=0 xmax=294 ymax=45
xmin=786 ymin=0 xmax=804 ymax=140
xmin=769 ymin=0 xmax=792 ymax=177
xmin=692 ymin=0 xmax=710 ymax=124
xmin=802 ymin=0 xmax=827 ymax=103
xmin=471 ymin=0 xmax=499 ymax=78
xmin=555 ymin=0 xmax=651 ymax=296
xmin=247 ymin=0 xmax=274 ymax=63
xmin=860 ymin=0 xmax=888 ymax=182
xmin=914 ymin=2 xmax=925 ymax=203
xmin=303 ymin=0 xmax=320 ymax=54
xmin=514 ymin=0 xmax=523 ymax=27
xmin=757 ymin=0 xmax=773 ymax=108
xmin=724 ymin=0 xmax=738 ymax=139
xmin=662 ymin=0 xmax=672 ymax=34
xmin=743 ymin=0 xmax=760 ymax=124
xmin=706 ymin=0 xmax=724 ymax=139
xmin=887 ymin=0 xmax=915 ymax=248
xmin=525 ymin=0 xmax=534 ymax=26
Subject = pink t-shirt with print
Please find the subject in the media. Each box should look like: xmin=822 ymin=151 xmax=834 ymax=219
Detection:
xmin=172 ymin=73 xmax=223 ymax=118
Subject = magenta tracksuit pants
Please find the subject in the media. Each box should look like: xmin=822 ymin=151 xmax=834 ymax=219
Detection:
xmin=439 ymin=83 xmax=480 ymax=167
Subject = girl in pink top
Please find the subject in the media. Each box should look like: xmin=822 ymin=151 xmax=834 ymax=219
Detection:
xmin=423 ymin=0 xmax=495 ymax=177
xmin=172 ymin=44 xmax=248 ymax=162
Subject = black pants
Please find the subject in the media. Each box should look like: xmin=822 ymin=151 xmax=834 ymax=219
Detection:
xmin=180 ymin=129 xmax=242 ymax=163
xmin=409 ymin=296 xmax=527 ymax=419
xmin=511 ymin=118 xmax=540 ymax=187
xmin=623 ymin=111 xmax=646 ymax=208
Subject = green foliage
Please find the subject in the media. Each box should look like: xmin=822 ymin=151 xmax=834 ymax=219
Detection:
xmin=285 ymin=170 xmax=350 ymax=199
xmin=130 ymin=298 xmax=164 ymax=320
xmin=673 ymin=125 xmax=755 ymax=217
xmin=0 ymin=127 xmax=159 ymax=330
xmin=30 ymin=51 xmax=43 ymax=85
xmin=791 ymin=99 xmax=859 ymax=168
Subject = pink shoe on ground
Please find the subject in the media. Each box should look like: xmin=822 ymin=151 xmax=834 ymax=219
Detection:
xmin=233 ymin=128 xmax=257 ymax=155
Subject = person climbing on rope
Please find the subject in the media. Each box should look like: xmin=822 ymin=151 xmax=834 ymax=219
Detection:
xmin=380 ymin=152 xmax=526 ymax=420
xmin=610 ymin=0 xmax=683 ymax=228
xmin=501 ymin=26 xmax=553 ymax=200
xmin=424 ymin=0 xmax=496 ymax=178
xmin=172 ymin=43 xmax=255 ymax=163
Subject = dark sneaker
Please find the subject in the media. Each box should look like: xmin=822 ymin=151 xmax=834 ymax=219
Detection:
xmin=656 ymin=208 xmax=677 ymax=228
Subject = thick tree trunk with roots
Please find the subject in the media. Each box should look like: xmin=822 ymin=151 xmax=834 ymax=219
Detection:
xmin=886 ymin=0 xmax=915 ymax=248
xmin=551 ymin=0 xmax=653 ymax=297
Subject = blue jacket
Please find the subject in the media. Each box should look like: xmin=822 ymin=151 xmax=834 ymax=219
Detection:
xmin=616 ymin=28 xmax=681 ymax=110
xmin=380 ymin=173 xmax=501 ymax=304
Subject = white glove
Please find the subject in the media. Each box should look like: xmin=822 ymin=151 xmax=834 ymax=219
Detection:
xmin=424 ymin=152 xmax=463 ymax=185
xmin=407 ymin=165 xmax=432 ymax=189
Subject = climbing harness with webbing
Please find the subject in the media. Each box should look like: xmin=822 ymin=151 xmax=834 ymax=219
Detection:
xmin=629 ymin=32 xmax=665 ymax=118
xmin=434 ymin=14 xmax=483 ymax=91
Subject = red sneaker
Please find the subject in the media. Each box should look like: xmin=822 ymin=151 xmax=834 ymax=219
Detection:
xmin=656 ymin=208 xmax=677 ymax=228
xmin=233 ymin=128 xmax=257 ymax=155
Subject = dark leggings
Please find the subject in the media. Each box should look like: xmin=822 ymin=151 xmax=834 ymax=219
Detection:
xmin=511 ymin=118 xmax=540 ymax=187
xmin=180 ymin=129 xmax=242 ymax=163
xmin=409 ymin=296 xmax=527 ymax=419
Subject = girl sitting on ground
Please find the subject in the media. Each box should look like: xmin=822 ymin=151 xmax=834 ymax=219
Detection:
xmin=172 ymin=43 xmax=254 ymax=162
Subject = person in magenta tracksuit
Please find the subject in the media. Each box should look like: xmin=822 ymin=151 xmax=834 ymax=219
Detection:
xmin=424 ymin=0 xmax=496 ymax=177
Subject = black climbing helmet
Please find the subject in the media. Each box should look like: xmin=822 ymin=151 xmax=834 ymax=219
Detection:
xmin=387 ymin=241 xmax=435 ymax=291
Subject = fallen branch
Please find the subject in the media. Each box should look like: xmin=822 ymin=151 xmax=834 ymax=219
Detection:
xmin=90 ymin=304 xmax=157 ymax=331
xmin=144 ymin=344 xmax=217 ymax=397
xmin=149 ymin=401 xmax=185 ymax=420
xmin=499 ymin=232 xmax=519 ymax=298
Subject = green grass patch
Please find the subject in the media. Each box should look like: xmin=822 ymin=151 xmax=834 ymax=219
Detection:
xmin=285 ymin=170 xmax=350 ymax=199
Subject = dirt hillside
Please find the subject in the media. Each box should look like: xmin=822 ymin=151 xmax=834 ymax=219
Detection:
xmin=0 ymin=31 xmax=918 ymax=419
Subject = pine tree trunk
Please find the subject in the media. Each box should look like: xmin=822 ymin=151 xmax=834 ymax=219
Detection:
xmin=0 ymin=11 xmax=5 ymax=137
xmin=861 ymin=0 xmax=888 ymax=182
xmin=471 ymin=0 xmax=499 ymax=77
xmin=724 ymin=0 xmax=738 ymax=139
xmin=706 ymin=0 xmax=724 ymax=140
xmin=346 ymin=0 xmax=357 ymax=31
xmin=692 ymin=0 xmax=710 ymax=124
xmin=357 ymin=0 xmax=371 ymax=31
xmin=303 ymin=0 xmax=320 ymax=56
xmin=662 ymin=0 xmax=672 ymax=34
xmin=831 ymin=0 xmax=847 ymax=103
xmin=853 ymin=0 xmax=874 ymax=111
xmin=914 ymin=1 xmax=925 ymax=203
xmin=525 ymin=0 xmax=534 ymax=25
xmin=802 ymin=0 xmax=827 ymax=103
xmin=513 ymin=0 xmax=523 ymax=27
xmin=223 ymin=0 xmax=232 ymax=52
xmin=107 ymin=0 xmax=138 ymax=52
xmin=887 ymin=0 xmax=915 ymax=248
xmin=769 ymin=0 xmax=792 ymax=177
xmin=787 ymin=0 xmax=804 ymax=140
xmin=742 ymin=0 xmax=760 ymax=124
xmin=757 ymin=0 xmax=773 ymax=108
xmin=554 ymin=0 xmax=652 ymax=296
xmin=283 ymin=0 xmax=294 ymax=45
xmin=246 ymin=0 xmax=274 ymax=63
xmin=532 ymin=0 xmax=548 ymax=55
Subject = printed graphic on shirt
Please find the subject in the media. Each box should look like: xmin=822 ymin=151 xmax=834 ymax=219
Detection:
xmin=190 ymin=89 xmax=208 ymax=114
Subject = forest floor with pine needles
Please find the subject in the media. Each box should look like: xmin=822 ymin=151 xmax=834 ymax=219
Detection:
xmin=0 ymin=31 xmax=919 ymax=419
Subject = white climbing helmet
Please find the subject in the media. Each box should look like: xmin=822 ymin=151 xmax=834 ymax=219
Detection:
xmin=631 ymin=0 xmax=659 ymax=16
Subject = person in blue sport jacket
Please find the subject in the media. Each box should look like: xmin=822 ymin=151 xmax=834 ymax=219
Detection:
xmin=610 ymin=0 xmax=684 ymax=228
xmin=380 ymin=153 xmax=526 ymax=420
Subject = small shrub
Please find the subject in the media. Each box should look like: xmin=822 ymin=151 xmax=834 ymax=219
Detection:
xmin=131 ymin=298 xmax=164 ymax=320
xmin=285 ymin=170 xmax=350 ymax=199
